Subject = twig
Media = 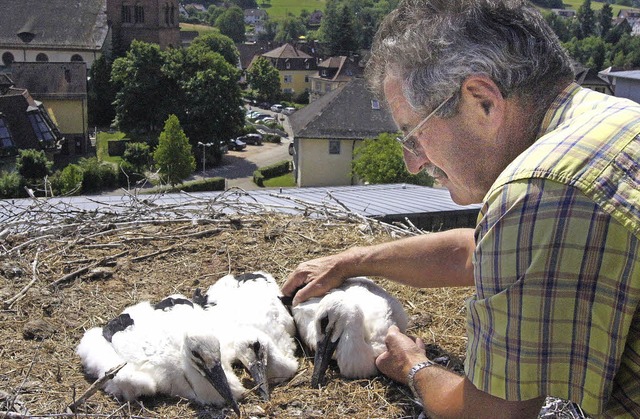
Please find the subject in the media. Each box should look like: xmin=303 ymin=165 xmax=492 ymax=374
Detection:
xmin=67 ymin=363 xmax=126 ymax=413
xmin=3 ymin=252 xmax=39 ymax=309
xmin=50 ymin=250 xmax=129 ymax=288
xmin=130 ymin=244 xmax=178 ymax=262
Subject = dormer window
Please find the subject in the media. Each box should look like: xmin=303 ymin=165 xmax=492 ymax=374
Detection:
xmin=286 ymin=62 xmax=291 ymax=69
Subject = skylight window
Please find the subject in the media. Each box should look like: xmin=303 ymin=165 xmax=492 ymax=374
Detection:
xmin=27 ymin=111 xmax=56 ymax=148
xmin=371 ymin=99 xmax=380 ymax=110
xmin=0 ymin=116 xmax=16 ymax=154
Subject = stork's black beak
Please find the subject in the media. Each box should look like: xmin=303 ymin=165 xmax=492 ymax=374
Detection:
xmin=248 ymin=354 xmax=270 ymax=401
xmin=204 ymin=362 xmax=240 ymax=416
xmin=311 ymin=316 xmax=339 ymax=388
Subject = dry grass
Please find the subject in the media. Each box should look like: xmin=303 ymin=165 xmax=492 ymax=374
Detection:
xmin=0 ymin=191 xmax=472 ymax=418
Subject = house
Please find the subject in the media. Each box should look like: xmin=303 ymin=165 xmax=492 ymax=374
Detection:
xmin=254 ymin=43 xmax=317 ymax=95
xmin=244 ymin=9 xmax=268 ymax=25
xmin=308 ymin=10 xmax=323 ymax=27
xmin=551 ymin=9 xmax=576 ymax=19
xmin=289 ymin=77 xmax=398 ymax=187
xmin=0 ymin=0 xmax=110 ymax=68
xmin=309 ymin=55 xmax=362 ymax=102
xmin=8 ymin=62 xmax=90 ymax=157
xmin=574 ymin=67 xmax=613 ymax=95
xmin=617 ymin=9 xmax=640 ymax=23
xmin=599 ymin=69 xmax=640 ymax=104
xmin=0 ymin=74 xmax=62 ymax=168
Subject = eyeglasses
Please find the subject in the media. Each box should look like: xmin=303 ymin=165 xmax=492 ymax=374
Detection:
xmin=396 ymin=93 xmax=454 ymax=157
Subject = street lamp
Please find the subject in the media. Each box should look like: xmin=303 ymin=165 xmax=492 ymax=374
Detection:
xmin=197 ymin=141 xmax=214 ymax=176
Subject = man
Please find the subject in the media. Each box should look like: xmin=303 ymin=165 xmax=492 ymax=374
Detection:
xmin=281 ymin=0 xmax=640 ymax=417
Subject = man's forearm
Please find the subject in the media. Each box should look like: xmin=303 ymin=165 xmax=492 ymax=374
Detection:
xmin=340 ymin=228 xmax=476 ymax=288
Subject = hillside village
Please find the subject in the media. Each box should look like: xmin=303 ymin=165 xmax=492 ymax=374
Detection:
xmin=0 ymin=0 xmax=640 ymax=200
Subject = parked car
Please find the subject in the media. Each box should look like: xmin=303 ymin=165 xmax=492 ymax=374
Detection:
xmin=283 ymin=106 xmax=296 ymax=115
xmin=270 ymin=104 xmax=283 ymax=113
xmin=238 ymin=133 xmax=263 ymax=145
xmin=253 ymin=113 xmax=271 ymax=121
xmin=258 ymin=102 xmax=271 ymax=110
xmin=227 ymin=138 xmax=247 ymax=151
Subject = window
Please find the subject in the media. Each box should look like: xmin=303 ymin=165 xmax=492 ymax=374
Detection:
xmin=27 ymin=111 xmax=56 ymax=147
xmin=283 ymin=88 xmax=293 ymax=94
xmin=70 ymin=54 xmax=83 ymax=62
xmin=122 ymin=5 xmax=132 ymax=23
xmin=164 ymin=3 xmax=170 ymax=24
xmin=285 ymin=62 xmax=291 ymax=69
xmin=134 ymin=5 xmax=145 ymax=23
xmin=0 ymin=117 xmax=15 ymax=152
xmin=371 ymin=99 xmax=380 ymax=110
xmin=305 ymin=62 xmax=310 ymax=69
xmin=170 ymin=4 xmax=175 ymax=24
xmin=304 ymin=75 xmax=309 ymax=83
xmin=284 ymin=75 xmax=293 ymax=83
xmin=329 ymin=140 xmax=341 ymax=155
xmin=36 ymin=53 xmax=49 ymax=62
xmin=321 ymin=69 xmax=327 ymax=77
xmin=2 ymin=52 xmax=14 ymax=66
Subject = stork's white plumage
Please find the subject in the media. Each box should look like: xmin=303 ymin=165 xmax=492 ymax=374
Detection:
xmin=292 ymin=276 xmax=408 ymax=387
xmin=200 ymin=272 xmax=299 ymax=398
xmin=76 ymin=295 xmax=243 ymax=414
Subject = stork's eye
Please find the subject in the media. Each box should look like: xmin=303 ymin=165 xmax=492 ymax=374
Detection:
xmin=191 ymin=350 xmax=203 ymax=361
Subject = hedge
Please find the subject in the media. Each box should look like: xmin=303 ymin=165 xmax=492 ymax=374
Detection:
xmin=253 ymin=160 xmax=291 ymax=187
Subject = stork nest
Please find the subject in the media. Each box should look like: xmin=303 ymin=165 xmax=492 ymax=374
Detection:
xmin=0 ymin=188 xmax=472 ymax=418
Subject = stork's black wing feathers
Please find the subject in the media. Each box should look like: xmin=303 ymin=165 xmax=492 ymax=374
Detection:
xmin=154 ymin=296 xmax=194 ymax=311
xmin=235 ymin=272 xmax=267 ymax=283
xmin=102 ymin=313 xmax=134 ymax=342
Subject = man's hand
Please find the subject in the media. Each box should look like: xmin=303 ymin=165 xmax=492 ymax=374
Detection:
xmin=281 ymin=255 xmax=348 ymax=305
xmin=375 ymin=325 xmax=428 ymax=384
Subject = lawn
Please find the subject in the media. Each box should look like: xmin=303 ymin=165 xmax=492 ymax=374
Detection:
xmin=263 ymin=171 xmax=295 ymax=187
xmin=555 ymin=0 xmax=625 ymax=15
xmin=96 ymin=131 xmax=126 ymax=164
xmin=261 ymin=0 xmax=326 ymax=19
xmin=180 ymin=22 xmax=219 ymax=36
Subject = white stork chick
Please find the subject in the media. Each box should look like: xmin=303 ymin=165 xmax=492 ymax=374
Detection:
xmin=199 ymin=272 xmax=299 ymax=399
xmin=292 ymin=276 xmax=408 ymax=388
xmin=76 ymin=294 xmax=243 ymax=415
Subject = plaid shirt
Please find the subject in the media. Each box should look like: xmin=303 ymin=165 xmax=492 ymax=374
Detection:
xmin=465 ymin=83 xmax=640 ymax=417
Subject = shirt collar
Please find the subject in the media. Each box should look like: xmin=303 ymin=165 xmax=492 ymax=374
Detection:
xmin=537 ymin=82 xmax=582 ymax=138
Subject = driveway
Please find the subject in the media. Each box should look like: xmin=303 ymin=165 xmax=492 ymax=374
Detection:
xmin=196 ymin=140 xmax=292 ymax=190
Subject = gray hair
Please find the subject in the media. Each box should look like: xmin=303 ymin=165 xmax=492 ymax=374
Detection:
xmin=366 ymin=0 xmax=575 ymax=117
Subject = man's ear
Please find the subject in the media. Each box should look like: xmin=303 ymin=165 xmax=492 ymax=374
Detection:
xmin=460 ymin=75 xmax=504 ymax=117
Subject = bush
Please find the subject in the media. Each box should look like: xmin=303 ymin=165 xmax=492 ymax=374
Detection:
xmin=264 ymin=134 xmax=282 ymax=143
xmin=16 ymin=149 xmax=52 ymax=181
xmin=118 ymin=160 xmax=147 ymax=187
xmin=253 ymin=160 xmax=291 ymax=186
xmin=78 ymin=157 xmax=118 ymax=193
xmin=122 ymin=142 xmax=151 ymax=173
xmin=0 ymin=171 xmax=25 ymax=199
xmin=56 ymin=164 xmax=84 ymax=195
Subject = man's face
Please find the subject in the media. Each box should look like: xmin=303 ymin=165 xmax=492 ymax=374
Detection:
xmin=383 ymin=75 xmax=505 ymax=205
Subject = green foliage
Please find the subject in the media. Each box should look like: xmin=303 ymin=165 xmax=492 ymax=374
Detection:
xmin=564 ymin=36 xmax=609 ymax=70
xmin=352 ymin=133 xmax=434 ymax=186
xmin=215 ymin=6 xmax=246 ymax=42
xmin=576 ymin=0 xmax=596 ymax=39
xmin=88 ymin=55 xmax=117 ymax=127
xmin=111 ymin=41 xmax=177 ymax=136
xmin=262 ymin=172 xmax=295 ymax=187
xmin=247 ymin=57 xmax=281 ymax=102
xmin=122 ymin=142 xmax=151 ymax=174
xmin=320 ymin=0 xmax=357 ymax=55
xmin=189 ymin=32 xmax=240 ymax=65
xmin=16 ymin=149 xmax=52 ymax=181
xmin=274 ymin=16 xmax=307 ymax=43
xmin=153 ymin=115 xmax=196 ymax=186
xmin=78 ymin=157 xmax=119 ymax=193
xmin=0 ymin=171 xmax=25 ymax=199
xmin=253 ymin=160 xmax=291 ymax=186
xmin=56 ymin=164 xmax=84 ymax=195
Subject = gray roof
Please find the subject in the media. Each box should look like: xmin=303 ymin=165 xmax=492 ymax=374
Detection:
xmin=0 ymin=0 xmax=109 ymax=50
xmin=603 ymin=70 xmax=640 ymax=81
xmin=0 ymin=184 xmax=481 ymax=230
xmin=8 ymin=62 xmax=87 ymax=99
xmin=290 ymin=77 xmax=398 ymax=140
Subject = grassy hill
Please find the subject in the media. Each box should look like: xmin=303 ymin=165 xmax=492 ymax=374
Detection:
xmin=559 ymin=0 xmax=626 ymax=15
xmin=261 ymin=0 xmax=326 ymax=20
xmin=180 ymin=22 xmax=219 ymax=36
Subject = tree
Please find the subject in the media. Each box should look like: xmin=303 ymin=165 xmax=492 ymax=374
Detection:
xmin=123 ymin=142 xmax=151 ymax=174
xmin=564 ymin=36 xmax=610 ymax=71
xmin=111 ymin=41 xmax=177 ymax=137
xmin=247 ymin=57 xmax=281 ymax=103
xmin=153 ymin=115 xmax=196 ymax=186
xmin=16 ymin=149 xmax=52 ymax=182
xmin=88 ymin=55 xmax=116 ymax=127
xmin=598 ymin=3 xmax=613 ymax=38
xmin=189 ymin=32 xmax=240 ymax=66
xmin=321 ymin=0 xmax=358 ymax=56
xmin=576 ymin=0 xmax=596 ymax=39
xmin=215 ymin=6 xmax=246 ymax=43
xmin=56 ymin=164 xmax=84 ymax=195
xmin=274 ymin=17 xmax=307 ymax=43
xmin=352 ymin=133 xmax=434 ymax=186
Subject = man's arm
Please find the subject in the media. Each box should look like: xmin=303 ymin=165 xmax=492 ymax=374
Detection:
xmin=282 ymin=228 xmax=476 ymax=305
xmin=377 ymin=326 xmax=545 ymax=419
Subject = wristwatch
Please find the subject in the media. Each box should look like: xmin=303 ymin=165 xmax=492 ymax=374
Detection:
xmin=407 ymin=360 xmax=435 ymax=399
